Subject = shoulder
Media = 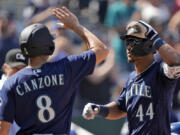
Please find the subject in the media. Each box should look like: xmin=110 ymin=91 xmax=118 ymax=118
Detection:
xmin=45 ymin=50 xmax=96 ymax=70
xmin=46 ymin=58 xmax=67 ymax=66
xmin=49 ymin=50 xmax=95 ymax=64
xmin=124 ymin=70 xmax=136 ymax=87
xmin=3 ymin=74 xmax=18 ymax=88
xmin=2 ymin=69 xmax=29 ymax=90
xmin=152 ymin=60 xmax=162 ymax=69
xmin=0 ymin=75 xmax=7 ymax=89
xmin=67 ymin=50 xmax=96 ymax=62
xmin=129 ymin=70 xmax=136 ymax=79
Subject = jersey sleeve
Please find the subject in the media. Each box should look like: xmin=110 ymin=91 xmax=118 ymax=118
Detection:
xmin=67 ymin=50 xmax=96 ymax=83
xmin=155 ymin=54 xmax=180 ymax=80
xmin=115 ymin=87 xmax=127 ymax=112
xmin=0 ymin=81 xmax=15 ymax=123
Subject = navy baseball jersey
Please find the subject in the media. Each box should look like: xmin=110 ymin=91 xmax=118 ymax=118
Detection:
xmin=116 ymin=60 xmax=177 ymax=135
xmin=0 ymin=50 xmax=96 ymax=134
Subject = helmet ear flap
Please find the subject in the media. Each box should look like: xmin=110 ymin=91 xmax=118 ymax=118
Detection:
xmin=20 ymin=43 xmax=29 ymax=57
xmin=143 ymin=40 xmax=156 ymax=54
xmin=49 ymin=45 xmax=55 ymax=52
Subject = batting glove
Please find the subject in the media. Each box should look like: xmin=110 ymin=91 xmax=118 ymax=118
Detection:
xmin=138 ymin=20 xmax=165 ymax=50
xmin=82 ymin=103 xmax=99 ymax=120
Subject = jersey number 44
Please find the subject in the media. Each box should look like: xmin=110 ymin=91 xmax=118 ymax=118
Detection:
xmin=136 ymin=103 xmax=154 ymax=122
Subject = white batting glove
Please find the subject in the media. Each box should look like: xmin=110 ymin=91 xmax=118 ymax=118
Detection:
xmin=82 ymin=103 xmax=99 ymax=120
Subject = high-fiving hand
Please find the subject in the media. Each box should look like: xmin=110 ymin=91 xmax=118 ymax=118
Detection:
xmin=82 ymin=103 xmax=100 ymax=120
xmin=52 ymin=7 xmax=80 ymax=30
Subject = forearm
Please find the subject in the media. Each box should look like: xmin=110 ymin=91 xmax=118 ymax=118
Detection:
xmin=100 ymin=102 xmax=127 ymax=120
xmin=106 ymin=102 xmax=127 ymax=120
xmin=83 ymin=102 xmax=126 ymax=120
xmin=157 ymin=43 xmax=180 ymax=66
xmin=89 ymin=49 xmax=115 ymax=79
xmin=72 ymin=24 xmax=109 ymax=65
xmin=0 ymin=130 xmax=8 ymax=135
xmin=53 ymin=7 xmax=109 ymax=65
xmin=0 ymin=121 xmax=10 ymax=135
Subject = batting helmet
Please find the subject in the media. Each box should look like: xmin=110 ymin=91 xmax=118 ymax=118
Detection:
xmin=120 ymin=21 xmax=155 ymax=56
xmin=19 ymin=23 xmax=55 ymax=58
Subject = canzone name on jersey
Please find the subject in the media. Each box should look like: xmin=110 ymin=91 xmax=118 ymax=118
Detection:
xmin=16 ymin=74 xmax=64 ymax=96
xmin=116 ymin=61 xmax=177 ymax=135
xmin=0 ymin=50 xmax=96 ymax=135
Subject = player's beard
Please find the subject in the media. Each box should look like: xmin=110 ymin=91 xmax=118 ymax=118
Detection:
xmin=126 ymin=45 xmax=135 ymax=63
xmin=127 ymin=51 xmax=136 ymax=63
xmin=127 ymin=56 xmax=135 ymax=63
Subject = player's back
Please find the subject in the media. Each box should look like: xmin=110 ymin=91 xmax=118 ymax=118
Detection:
xmin=1 ymin=51 xmax=96 ymax=134
xmin=9 ymin=59 xmax=73 ymax=134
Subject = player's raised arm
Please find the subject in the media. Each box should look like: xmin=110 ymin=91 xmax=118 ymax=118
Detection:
xmin=52 ymin=7 xmax=109 ymax=65
xmin=125 ymin=20 xmax=180 ymax=79
xmin=138 ymin=20 xmax=180 ymax=66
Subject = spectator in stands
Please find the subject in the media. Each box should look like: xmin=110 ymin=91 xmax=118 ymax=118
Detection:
xmin=0 ymin=10 xmax=19 ymax=76
xmin=23 ymin=0 xmax=51 ymax=21
xmin=137 ymin=0 xmax=170 ymax=24
xmin=104 ymin=0 xmax=138 ymax=76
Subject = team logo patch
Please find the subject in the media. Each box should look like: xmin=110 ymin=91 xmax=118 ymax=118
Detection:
xmin=16 ymin=53 xmax=25 ymax=60
xmin=33 ymin=69 xmax=42 ymax=76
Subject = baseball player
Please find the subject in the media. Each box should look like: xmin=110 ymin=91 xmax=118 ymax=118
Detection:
xmin=82 ymin=20 xmax=180 ymax=135
xmin=0 ymin=7 xmax=109 ymax=135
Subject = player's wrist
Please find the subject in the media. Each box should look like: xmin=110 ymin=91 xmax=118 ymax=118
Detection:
xmin=152 ymin=35 xmax=166 ymax=50
xmin=71 ymin=23 xmax=83 ymax=32
xmin=92 ymin=105 xmax=109 ymax=118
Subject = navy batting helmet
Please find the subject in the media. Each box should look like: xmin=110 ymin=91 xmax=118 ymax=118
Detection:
xmin=171 ymin=122 xmax=180 ymax=134
xmin=19 ymin=23 xmax=55 ymax=58
xmin=120 ymin=21 xmax=155 ymax=56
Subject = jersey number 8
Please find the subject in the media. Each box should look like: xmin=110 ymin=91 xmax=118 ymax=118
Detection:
xmin=36 ymin=95 xmax=55 ymax=123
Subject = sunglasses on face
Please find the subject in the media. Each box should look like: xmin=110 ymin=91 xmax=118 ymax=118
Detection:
xmin=125 ymin=38 xmax=146 ymax=46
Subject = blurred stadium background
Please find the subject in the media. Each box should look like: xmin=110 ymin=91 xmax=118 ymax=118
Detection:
xmin=0 ymin=0 xmax=180 ymax=135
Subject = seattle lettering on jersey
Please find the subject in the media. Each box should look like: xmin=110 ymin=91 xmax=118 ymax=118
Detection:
xmin=16 ymin=74 xmax=64 ymax=96
xmin=126 ymin=82 xmax=152 ymax=104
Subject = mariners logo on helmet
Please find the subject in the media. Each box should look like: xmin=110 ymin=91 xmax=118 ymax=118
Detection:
xmin=19 ymin=23 xmax=55 ymax=58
